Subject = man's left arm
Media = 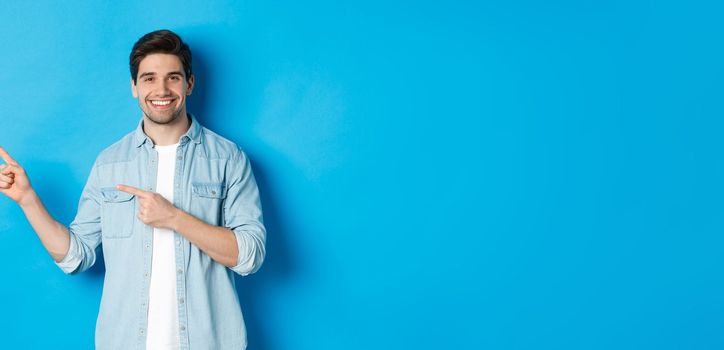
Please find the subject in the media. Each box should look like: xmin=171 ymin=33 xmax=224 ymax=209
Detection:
xmin=169 ymin=207 xmax=240 ymax=268
xmin=116 ymin=150 xmax=266 ymax=275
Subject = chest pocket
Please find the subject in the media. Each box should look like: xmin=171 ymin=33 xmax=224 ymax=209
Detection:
xmin=191 ymin=182 xmax=227 ymax=225
xmin=100 ymin=187 xmax=135 ymax=239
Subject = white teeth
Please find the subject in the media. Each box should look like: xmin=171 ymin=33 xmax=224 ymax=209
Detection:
xmin=151 ymin=100 xmax=172 ymax=106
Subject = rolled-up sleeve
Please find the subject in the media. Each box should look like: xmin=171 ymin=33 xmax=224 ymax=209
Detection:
xmin=224 ymin=149 xmax=266 ymax=276
xmin=55 ymin=160 xmax=102 ymax=274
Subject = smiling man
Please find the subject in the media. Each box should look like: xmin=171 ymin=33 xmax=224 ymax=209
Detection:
xmin=0 ymin=30 xmax=265 ymax=349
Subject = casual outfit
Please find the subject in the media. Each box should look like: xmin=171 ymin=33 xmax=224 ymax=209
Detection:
xmin=56 ymin=114 xmax=266 ymax=349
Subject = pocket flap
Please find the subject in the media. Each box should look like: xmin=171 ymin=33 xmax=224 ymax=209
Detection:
xmin=192 ymin=182 xmax=227 ymax=198
xmin=100 ymin=187 xmax=135 ymax=202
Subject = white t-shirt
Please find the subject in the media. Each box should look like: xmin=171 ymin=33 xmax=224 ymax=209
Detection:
xmin=146 ymin=143 xmax=181 ymax=350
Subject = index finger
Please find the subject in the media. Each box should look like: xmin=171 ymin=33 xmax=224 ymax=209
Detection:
xmin=116 ymin=184 xmax=149 ymax=198
xmin=0 ymin=147 xmax=18 ymax=166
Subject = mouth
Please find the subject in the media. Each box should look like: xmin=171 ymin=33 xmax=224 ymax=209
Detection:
xmin=148 ymin=98 xmax=176 ymax=110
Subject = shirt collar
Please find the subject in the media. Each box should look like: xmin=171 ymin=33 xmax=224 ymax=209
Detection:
xmin=133 ymin=113 xmax=203 ymax=148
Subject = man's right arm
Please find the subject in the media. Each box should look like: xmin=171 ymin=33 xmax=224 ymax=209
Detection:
xmin=0 ymin=147 xmax=100 ymax=272
xmin=18 ymin=192 xmax=72 ymax=263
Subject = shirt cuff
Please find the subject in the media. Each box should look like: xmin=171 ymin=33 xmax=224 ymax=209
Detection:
xmin=229 ymin=227 xmax=264 ymax=276
xmin=55 ymin=233 xmax=82 ymax=274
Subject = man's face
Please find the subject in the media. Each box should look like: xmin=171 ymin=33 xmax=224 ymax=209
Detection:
xmin=131 ymin=53 xmax=194 ymax=125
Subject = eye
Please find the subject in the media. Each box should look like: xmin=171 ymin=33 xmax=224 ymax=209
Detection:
xmin=169 ymin=75 xmax=181 ymax=81
xmin=143 ymin=76 xmax=154 ymax=82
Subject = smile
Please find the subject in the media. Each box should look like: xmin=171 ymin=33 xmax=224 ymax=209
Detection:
xmin=149 ymin=99 xmax=175 ymax=109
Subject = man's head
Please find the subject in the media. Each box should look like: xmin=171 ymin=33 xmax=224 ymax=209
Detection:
xmin=130 ymin=30 xmax=194 ymax=125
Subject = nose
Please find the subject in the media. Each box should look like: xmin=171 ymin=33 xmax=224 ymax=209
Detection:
xmin=159 ymin=79 xmax=171 ymax=94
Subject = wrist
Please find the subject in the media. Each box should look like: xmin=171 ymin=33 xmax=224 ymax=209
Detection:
xmin=18 ymin=189 xmax=38 ymax=209
xmin=170 ymin=207 xmax=185 ymax=231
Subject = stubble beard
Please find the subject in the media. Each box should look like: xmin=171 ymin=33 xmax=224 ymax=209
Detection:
xmin=142 ymin=103 xmax=185 ymax=126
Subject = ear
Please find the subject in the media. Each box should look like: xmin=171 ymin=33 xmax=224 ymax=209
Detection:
xmin=186 ymin=74 xmax=195 ymax=96
xmin=131 ymin=78 xmax=138 ymax=98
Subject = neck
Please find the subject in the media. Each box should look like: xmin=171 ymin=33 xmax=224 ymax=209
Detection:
xmin=143 ymin=111 xmax=191 ymax=146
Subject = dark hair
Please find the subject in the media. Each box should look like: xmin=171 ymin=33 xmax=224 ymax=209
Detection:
xmin=129 ymin=29 xmax=192 ymax=83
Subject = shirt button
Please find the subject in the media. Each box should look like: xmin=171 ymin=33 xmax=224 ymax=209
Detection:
xmin=144 ymin=273 xmax=148 ymax=278
xmin=179 ymin=298 xmax=185 ymax=304
xmin=177 ymin=269 xmax=183 ymax=274
xmin=177 ymin=156 xmax=182 ymax=160
xmin=176 ymin=240 xmax=181 ymax=246
xmin=180 ymin=326 xmax=186 ymax=331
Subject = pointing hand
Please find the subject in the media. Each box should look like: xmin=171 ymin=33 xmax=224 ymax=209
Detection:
xmin=0 ymin=147 xmax=34 ymax=205
xmin=116 ymin=184 xmax=180 ymax=230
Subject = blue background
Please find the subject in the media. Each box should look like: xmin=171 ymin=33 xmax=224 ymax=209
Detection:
xmin=1 ymin=1 xmax=723 ymax=349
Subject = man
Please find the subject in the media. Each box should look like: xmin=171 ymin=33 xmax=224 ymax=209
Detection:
xmin=0 ymin=30 xmax=265 ymax=349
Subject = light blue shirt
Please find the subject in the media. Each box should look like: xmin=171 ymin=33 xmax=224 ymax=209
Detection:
xmin=56 ymin=114 xmax=266 ymax=349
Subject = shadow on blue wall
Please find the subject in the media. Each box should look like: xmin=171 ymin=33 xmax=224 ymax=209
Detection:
xmin=236 ymin=159 xmax=294 ymax=350
xmin=189 ymin=47 xmax=296 ymax=350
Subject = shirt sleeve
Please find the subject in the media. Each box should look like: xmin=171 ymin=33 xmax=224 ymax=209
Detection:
xmin=224 ymin=148 xmax=266 ymax=276
xmin=55 ymin=160 xmax=103 ymax=274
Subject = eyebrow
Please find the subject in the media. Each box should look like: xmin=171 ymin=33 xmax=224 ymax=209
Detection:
xmin=138 ymin=71 xmax=184 ymax=79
